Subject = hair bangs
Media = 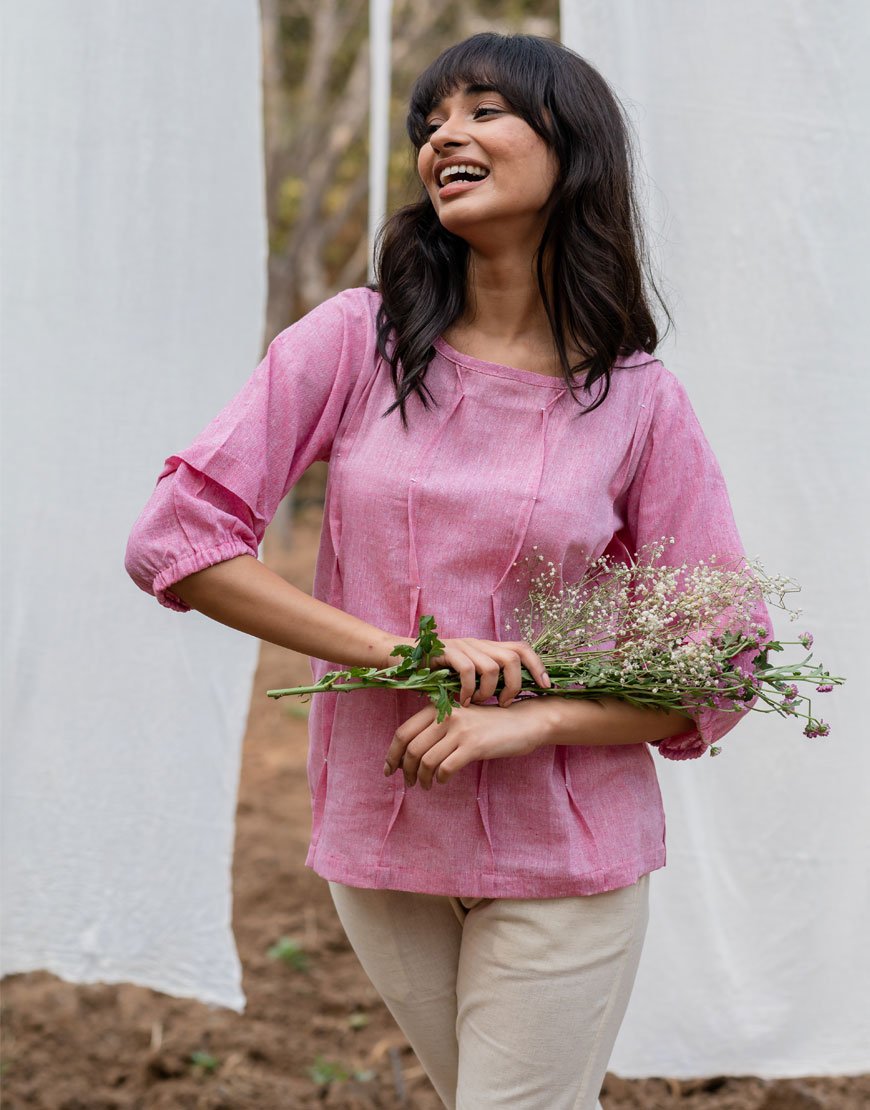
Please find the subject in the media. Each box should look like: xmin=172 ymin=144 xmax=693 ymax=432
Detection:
xmin=406 ymin=34 xmax=554 ymax=150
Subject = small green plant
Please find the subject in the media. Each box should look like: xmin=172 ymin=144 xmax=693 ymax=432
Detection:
xmin=189 ymin=1050 xmax=220 ymax=1074
xmin=307 ymin=1055 xmax=375 ymax=1086
xmin=307 ymin=1055 xmax=350 ymax=1086
xmin=267 ymin=935 xmax=309 ymax=971
xmin=347 ymin=1010 xmax=370 ymax=1030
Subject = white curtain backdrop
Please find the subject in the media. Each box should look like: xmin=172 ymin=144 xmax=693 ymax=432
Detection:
xmin=1 ymin=1 xmax=266 ymax=1010
xmin=561 ymin=0 xmax=870 ymax=1076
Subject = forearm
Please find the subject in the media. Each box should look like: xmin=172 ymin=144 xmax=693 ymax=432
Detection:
xmin=514 ymin=694 xmax=694 ymax=748
xmin=167 ymin=553 xmax=413 ymax=668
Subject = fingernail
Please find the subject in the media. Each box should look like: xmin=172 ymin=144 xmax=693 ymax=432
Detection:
xmin=384 ymin=761 xmax=392 ymax=776
xmin=542 ymin=673 xmax=552 ymax=688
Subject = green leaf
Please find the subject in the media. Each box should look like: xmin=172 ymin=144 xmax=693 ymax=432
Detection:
xmin=415 ymin=614 xmax=447 ymax=667
xmin=307 ymin=1056 xmax=350 ymax=1086
xmin=433 ymin=683 xmax=457 ymax=723
xmin=267 ymin=935 xmax=310 ymax=971
xmin=190 ymin=1051 xmax=220 ymax=1074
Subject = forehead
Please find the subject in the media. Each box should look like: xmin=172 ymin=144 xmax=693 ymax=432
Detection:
xmin=427 ymin=83 xmax=505 ymax=112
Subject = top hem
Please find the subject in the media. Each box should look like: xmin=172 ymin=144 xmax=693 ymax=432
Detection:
xmin=305 ymin=844 xmax=666 ymax=899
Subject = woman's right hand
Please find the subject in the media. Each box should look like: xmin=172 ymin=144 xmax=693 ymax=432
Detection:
xmin=163 ymin=557 xmax=551 ymax=703
xmin=427 ymin=637 xmax=552 ymax=709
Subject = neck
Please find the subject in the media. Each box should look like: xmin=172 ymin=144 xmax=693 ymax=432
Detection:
xmin=458 ymin=247 xmax=556 ymax=347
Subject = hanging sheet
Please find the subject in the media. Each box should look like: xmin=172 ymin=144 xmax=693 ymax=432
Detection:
xmin=560 ymin=0 xmax=870 ymax=1076
xmin=0 ymin=0 xmax=266 ymax=1011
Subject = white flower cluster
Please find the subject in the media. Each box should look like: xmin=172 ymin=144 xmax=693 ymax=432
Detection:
xmin=511 ymin=538 xmax=766 ymax=671
xmin=498 ymin=537 xmax=846 ymax=752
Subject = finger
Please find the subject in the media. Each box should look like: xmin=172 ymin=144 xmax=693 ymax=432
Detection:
xmin=498 ymin=649 xmax=524 ymax=706
xmin=514 ymin=642 xmax=551 ymax=689
xmin=383 ymin=703 xmax=437 ymax=773
xmin=401 ymin=719 xmax=449 ymax=787
xmin=459 ymin=648 xmax=501 ymax=703
xmin=440 ymin=645 xmax=479 ymax=708
xmin=416 ymin=736 xmax=459 ymax=790
xmin=432 ymin=744 xmax=473 ymax=786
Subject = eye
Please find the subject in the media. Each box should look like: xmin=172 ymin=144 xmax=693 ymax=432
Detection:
xmin=423 ymin=106 xmax=503 ymax=136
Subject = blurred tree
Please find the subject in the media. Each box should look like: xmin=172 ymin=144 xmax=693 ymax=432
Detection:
xmin=260 ymin=0 xmax=557 ymax=334
xmin=258 ymin=0 xmax=557 ymax=524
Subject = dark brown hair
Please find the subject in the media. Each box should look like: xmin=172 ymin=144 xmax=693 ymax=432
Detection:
xmin=369 ymin=31 xmax=672 ymax=429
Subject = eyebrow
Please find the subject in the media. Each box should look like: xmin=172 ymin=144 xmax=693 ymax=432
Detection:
xmin=428 ymin=83 xmax=503 ymax=112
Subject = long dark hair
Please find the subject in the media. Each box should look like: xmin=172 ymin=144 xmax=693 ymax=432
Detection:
xmin=368 ymin=32 xmax=673 ymax=429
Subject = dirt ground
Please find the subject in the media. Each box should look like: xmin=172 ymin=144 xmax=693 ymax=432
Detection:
xmin=2 ymin=503 xmax=867 ymax=1109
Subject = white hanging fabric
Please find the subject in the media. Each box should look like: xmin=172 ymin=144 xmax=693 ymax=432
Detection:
xmin=560 ymin=0 xmax=870 ymax=1076
xmin=1 ymin=0 xmax=266 ymax=1011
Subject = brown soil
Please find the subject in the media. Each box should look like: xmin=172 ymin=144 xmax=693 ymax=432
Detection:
xmin=2 ymin=503 xmax=867 ymax=1109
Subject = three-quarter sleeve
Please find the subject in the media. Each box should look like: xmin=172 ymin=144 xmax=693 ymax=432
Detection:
xmin=124 ymin=288 xmax=371 ymax=611
xmin=620 ymin=365 xmax=774 ymax=760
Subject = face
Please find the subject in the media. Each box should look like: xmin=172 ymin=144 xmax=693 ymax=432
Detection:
xmin=416 ymin=83 xmax=560 ymax=244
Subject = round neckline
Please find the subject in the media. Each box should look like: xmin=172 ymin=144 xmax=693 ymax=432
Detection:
xmin=432 ymin=335 xmax=573 ymax=388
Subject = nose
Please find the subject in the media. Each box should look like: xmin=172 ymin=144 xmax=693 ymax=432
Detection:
xmin=427 ymin=113 xmax=469 ymax=152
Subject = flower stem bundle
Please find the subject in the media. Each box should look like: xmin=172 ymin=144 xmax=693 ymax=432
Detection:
xmin=267 ymin=539 xmax=844 ymax=754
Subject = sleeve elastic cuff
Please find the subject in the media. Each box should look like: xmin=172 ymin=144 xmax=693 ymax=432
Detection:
xmin=151 ymin=539 xmax=258 ymax=611
xmin=648 ymin=704 xmax=721 ymax=761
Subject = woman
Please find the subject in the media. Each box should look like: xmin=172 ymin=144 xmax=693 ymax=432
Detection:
xmin=125 ymin=32 xmax=770 ymax=1109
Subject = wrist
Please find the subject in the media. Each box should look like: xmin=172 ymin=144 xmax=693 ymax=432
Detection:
xmin=374 ymin=629 xmax=416 ymax=669
xmin=505 ymin=695 xmax=565 ymax=749
xmin=513 ymin=693 xmax=695 ymax=748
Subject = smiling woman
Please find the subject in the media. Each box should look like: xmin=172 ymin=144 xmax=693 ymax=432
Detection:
xmin=374 ymin=32 xmax=670 ymax=417
xmin=417 ymin=83 xmax=560 ymax=249
xmin=124 ymin=29 xmax=770 ymax=1110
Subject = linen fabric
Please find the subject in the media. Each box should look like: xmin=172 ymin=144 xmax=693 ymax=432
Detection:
xmin=327 ymin=873 xmax=650 ymax=1109
xmin=125 ymin=286 xmax=771 ymax=899
xmin=1 ymin=0 xmax=263 ymax=1012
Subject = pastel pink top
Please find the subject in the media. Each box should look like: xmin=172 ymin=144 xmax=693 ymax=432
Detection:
xmin=125 ymin=286 xmax=771 ymax=898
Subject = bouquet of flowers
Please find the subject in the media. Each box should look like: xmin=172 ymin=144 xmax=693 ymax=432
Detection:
xmin=267 ymin=538 xmax=844 ymax=755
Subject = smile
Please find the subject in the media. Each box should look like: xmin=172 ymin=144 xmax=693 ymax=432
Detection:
xmin=438 ymin=175 xmax=490 ymax=198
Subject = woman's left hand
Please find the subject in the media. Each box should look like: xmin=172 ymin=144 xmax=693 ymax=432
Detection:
xmin=383 ymin=699 xmax=546 ymax=790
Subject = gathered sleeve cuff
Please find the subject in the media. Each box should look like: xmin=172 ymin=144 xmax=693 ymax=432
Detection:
xmin=650 ymin=702 xmax=748 ymax=762
xmin=152 ymin=541 xmax=258 ymax=614
xmin=618 ymin=364 xmax=774 ymax=760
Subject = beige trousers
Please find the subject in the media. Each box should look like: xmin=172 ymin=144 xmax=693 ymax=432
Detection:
xmin=327 ymin=872 xmax=650 ymax=1109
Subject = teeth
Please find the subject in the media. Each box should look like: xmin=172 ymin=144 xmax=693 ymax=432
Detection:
xmin=438 ymin=164 xmax=488 ymax=187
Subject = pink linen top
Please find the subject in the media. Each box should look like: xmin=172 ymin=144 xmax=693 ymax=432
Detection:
xmin=125 ymin=285 xmax=772 ymax=898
